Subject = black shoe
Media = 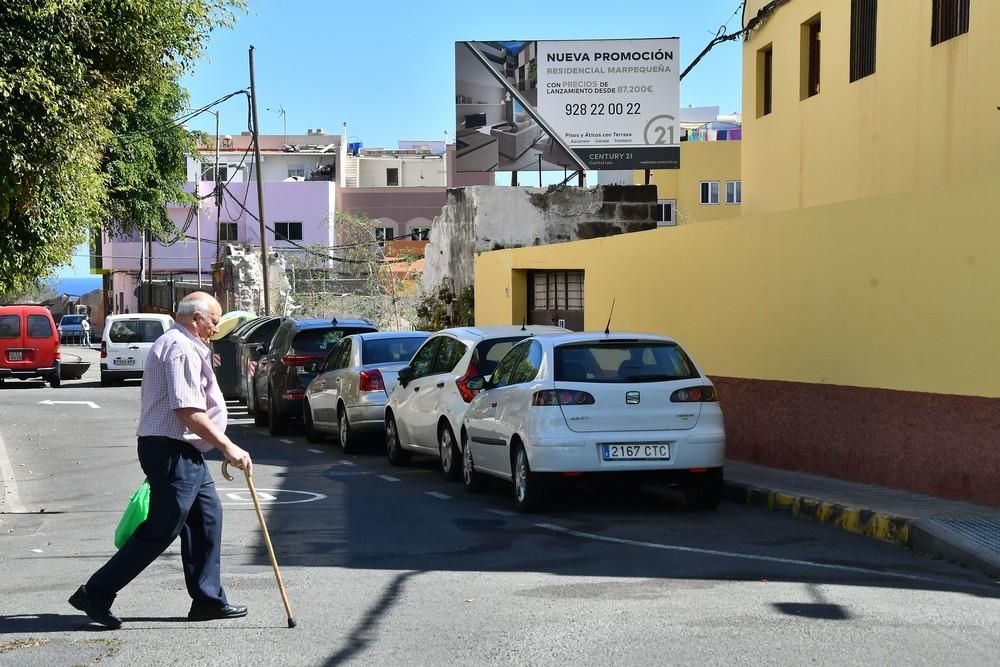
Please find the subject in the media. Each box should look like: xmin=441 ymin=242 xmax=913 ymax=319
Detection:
xmin=68 ymin=585 xmax=122 ymax=630
xmin=187 ymin=603 xmax=248 ymax=621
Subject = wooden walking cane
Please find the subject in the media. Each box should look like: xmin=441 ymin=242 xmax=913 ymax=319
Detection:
xmin=222 ymin=461 xmax=297 ymax=628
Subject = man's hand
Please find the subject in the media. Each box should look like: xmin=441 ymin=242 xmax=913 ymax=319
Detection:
xmin=223 ymin=444 xmax=253 ymax=477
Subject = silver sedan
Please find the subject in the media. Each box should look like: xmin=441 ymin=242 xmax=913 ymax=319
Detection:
xmin=303 ymin=331 xmax=430 ymax=452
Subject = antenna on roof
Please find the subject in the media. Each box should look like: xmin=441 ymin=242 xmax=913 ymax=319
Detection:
xmin=521 ymin=317 xmax=526 ymax=332
xmin=604 ymin=298 xmax=615 ymax=335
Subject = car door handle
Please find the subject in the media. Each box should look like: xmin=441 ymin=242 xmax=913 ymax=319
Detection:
xmin=436 ymin=382 xmax=445 ymax=388
xmin=128 ymin=345 xmax=140 ymax=350
xmin=413 ymin=386 xmax=420 ymax=392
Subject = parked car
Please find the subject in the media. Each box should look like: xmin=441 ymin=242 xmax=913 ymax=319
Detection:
xmin=460 ymin=332 xmax=726 ymax=512
xmin=0 ymin=304 xmax=62 ymax=387
xmin=57 ymin=314 xmax=87 ymax=344
xmin=384 ymin=325 xmax=568 ymax=480
xmin=236 ymin=316 xmax=286 ymax=409
xmin=100 ymin=313 xmax=174 ymax=385
xmin=253 ymin=317 xmax=377 ymax=435
xmin=212 ymin=315 xmax=265 ymax=400
xmin=303 ymin=331 xmax=430 ymax=451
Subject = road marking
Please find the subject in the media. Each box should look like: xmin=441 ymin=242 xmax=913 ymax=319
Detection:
xmin=426 ymin=491 xmax=451 ymax=500
xmin=279 ymin=439 xmax=294 ymax=444
xmin=38 ymin=399 xmax=100 ymax=409
xmin=535 ymin=523 xmax=972 ymax=587
xmin=219 ymin=488 xmax=327 ymax=505
xmin=0 ymin=430 xmax=27 ymax=514
xmin=307 ymin=448 xmax=324 ymax=454
xmin=378 ymin=475 xmax=400 ymax=482
xmin=486 ymin=509 xmax=516 ymax=517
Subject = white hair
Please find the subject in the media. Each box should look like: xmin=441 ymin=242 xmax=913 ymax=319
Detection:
xmin=176 ymin=293 xmax=215 ymax=317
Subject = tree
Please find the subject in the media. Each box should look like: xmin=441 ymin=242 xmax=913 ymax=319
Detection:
xmin=0 ymin=0 xmax=244 ymax=293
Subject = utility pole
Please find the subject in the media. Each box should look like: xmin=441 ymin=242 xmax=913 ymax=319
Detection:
xmin=249 ymin=45 xmax=271 ymax=315
xmin=213 ymin=110 xmax=222 ymax=264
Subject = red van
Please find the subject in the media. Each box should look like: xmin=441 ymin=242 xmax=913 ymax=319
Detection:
xmin=0 ymin=304 xmax=62 ymax=387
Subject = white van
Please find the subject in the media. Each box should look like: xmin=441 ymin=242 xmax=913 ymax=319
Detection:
xmin=100 ymin=313 xmax=174 ymax=386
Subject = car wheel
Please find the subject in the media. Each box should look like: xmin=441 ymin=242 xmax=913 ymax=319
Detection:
xmin=253 ymin=384 xmax=268 ymax=426
xmin=683 ymin=468 xmax=724 ymax=511
xmin=385 ymin=413 xmax=410 ymax=466
xmin=49 ymin=367 xmax=61 ymax=388
xmin=462 ymin=430 xmax=486 ymax=493
xmin=438 ymin=422 xmax=462 ymax=482
xmin=338 ymin=406 xmax=358 ymax=454
xmin=512 ymin=442 xmax=545 ymax=513
xmin=304 ymin=400 xmax=324 ymax=443
xmin=268 ymin=388 xmax=287 ymax=436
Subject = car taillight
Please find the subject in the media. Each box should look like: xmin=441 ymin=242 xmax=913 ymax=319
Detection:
xmin=532 ymin=389 xmax=596 ymax=406
xmin=359 ymin=369 xmax=385 ymax=392
xmin=670 ymin=385 xmax=718 ymax=402
xmin=455 ymin=362 xmax=480 ymax=403
xmin=100 ymin=341 xmax=107 ymax=359
xmin=281 ymin=354 xmax=321 ymax=367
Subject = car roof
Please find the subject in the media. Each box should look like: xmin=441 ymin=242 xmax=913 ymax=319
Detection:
xmin=105 ymin=313 xmax=174 ymax=322
xmin=542 ymin=331 xmax=677 ymax=346
xmin=353 ymin=331 xmax=430 ymax=341
xmin=0 ymin=304 xmax=53 ymax=314
xmin=437 ymin=325 xmax=569 ymax=342
xmin=289 ymin=317 xmax=376 ymax=330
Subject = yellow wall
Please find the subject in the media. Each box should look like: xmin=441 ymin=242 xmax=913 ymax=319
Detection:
xmin=742 ymin=0 xmax=1000 ymax=215
xmin=633 ymin=141 xmax=742 ymax=224
xmin=475 ymin=173 xmax=1000 ymax=398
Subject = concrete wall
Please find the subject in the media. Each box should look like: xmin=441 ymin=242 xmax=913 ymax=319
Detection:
xmin=742 ymin=0 xmax=1000 ymax=215
xmin=357 ymin=156 xmax=447 ymax=187
xmin=421 ymin=185 xmax=657 ymax=297
xmin=473 ymin=173 xmax=1000 ymax=506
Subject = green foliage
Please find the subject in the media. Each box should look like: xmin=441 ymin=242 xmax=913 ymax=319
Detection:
xmin=415 ymin=283 xmax=475 ymax=331
xmin=0 ymin=0 xmax=245 ymax=293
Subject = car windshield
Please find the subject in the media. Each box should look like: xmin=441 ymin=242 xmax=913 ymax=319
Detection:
xmin=554 ymin=342 xmax=700 ymax=383
xmin=361 ymin=336 xmax=426 ymax=365
xmin=108 ymin=320 xmax=165 ymax=344
xmin=293 ymin=328 xmax=372 ymax=355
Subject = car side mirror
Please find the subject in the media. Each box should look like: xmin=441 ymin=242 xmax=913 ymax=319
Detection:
xmin=397 ymin=366 xmax=414 ymax=387
xmin=466 ymin=375 xmax=486 ymax=391
xmin=303 ymin=360 xmax=322 ymax=373
xmin=254 ymin=344 xmax=266 ymax=355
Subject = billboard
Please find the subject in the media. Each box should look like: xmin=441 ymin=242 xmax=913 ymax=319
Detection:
xmin=454 ymin=38 xmax=680 ymax=173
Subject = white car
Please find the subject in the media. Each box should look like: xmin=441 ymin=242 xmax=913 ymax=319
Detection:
xmin=461 ymin=332 xmax=726 ymax=512
xmin=100 ymin=313 xmax=174 ymax=386
xmin=384 ymin=325 xmax=568 ymax=479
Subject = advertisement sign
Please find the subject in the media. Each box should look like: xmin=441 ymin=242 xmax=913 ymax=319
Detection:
xmin=454 ymin=38 xmax=679 ymax=173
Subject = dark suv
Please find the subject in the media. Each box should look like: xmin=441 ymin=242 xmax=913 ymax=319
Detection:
xmin=253 ymin=317 xmax=377 ymax=435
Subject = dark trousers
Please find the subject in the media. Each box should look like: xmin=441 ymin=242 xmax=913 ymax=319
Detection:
xmin=87 ymin=436 xmax=228 ymax=610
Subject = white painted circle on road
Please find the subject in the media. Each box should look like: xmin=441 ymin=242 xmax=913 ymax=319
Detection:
xmin=218 ymin=488 xmax=327 ymax=505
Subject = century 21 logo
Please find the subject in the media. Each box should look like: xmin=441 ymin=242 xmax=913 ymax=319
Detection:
xmin=644 ymin=115 xmax=675 ymax=145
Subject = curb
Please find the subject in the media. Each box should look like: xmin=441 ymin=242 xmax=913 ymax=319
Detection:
xmin=724 ymin=481 xmax=1000 ymax=581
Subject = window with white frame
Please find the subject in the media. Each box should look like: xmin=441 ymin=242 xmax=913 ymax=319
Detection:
xmin=725 ymin=181 xmax=742 ymax=204
xmin=409 ymin=227 xmax=430 ymax=240
xmin=655 ymin=200 xmax=676 ymax=226
xmin=201 ymin=163 xmax=228 ymax=182
xmin=375 ymin=227 xmax=395 ymax=246
xmin=274 ymin=221 xmax=303 ymax=241
xmin=700 ymin=181 xmax=720 ymax=205
xmin=287 ymin=165 xmax=305 ymax=179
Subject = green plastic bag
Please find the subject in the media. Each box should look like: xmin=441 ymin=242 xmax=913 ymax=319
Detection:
xmin=114 ymin=480 xmax=150 ymax=549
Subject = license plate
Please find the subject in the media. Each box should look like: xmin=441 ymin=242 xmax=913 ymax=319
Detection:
xmin=114 ymin=357 xmax=136 ymax=366
xmin=602 ymin=443 xmax=670 ymax=461
xmin=9 ymin=350 xmax=22 ymax=361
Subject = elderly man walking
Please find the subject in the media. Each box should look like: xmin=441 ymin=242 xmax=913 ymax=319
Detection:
xmin=69 ymin=292 xmax=252 ymax=629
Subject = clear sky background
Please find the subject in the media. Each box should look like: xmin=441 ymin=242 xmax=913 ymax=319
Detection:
xmin=59 ymin=0 xmax=744 ymax=278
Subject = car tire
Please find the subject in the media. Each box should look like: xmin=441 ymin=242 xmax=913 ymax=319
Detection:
xmin=338 ymin=406 xmax=358 ymax=454
xmin=253 ymin=385 xmax=268 ymax=426
xmin=385 ymin=413 xmax=410 ymax=466
xmin=462 ymin=430 xmax=486 ymax=493
xmin=438 ymin=422 xmax=462 ymax=482
xmin=512 ymin=442 xmax=545 ymax=513
xmin=268 ymin=388 xmax=287 ymax=436
xmin=49 ymin=367 xmax=61 ymax=388
xmin=304 ymin=400 xmax=324 ymax=443
xmin=684 ymin=468 xmax=724 ymax=511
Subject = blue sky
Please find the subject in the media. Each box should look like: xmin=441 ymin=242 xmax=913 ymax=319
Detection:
xmin=60 ymin=0 xmax=744 ymax=278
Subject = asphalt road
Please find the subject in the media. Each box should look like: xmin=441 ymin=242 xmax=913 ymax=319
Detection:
xmin=1 ymin=359 xmax=998 ymax=665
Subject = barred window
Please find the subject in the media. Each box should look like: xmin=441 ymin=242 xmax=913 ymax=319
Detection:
xmin=931 ymin=0 xmax=969 ymax=46
xmin=850 ymin=0 xmax=877 ymax=81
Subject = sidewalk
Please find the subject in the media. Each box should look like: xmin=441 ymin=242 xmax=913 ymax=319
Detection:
xmin=724 ymin=459 xmax=1000 ymax=581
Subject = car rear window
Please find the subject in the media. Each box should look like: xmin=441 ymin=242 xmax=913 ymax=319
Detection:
xmin=361 ymin=336 xmax=426 ymax=365
xmin=27 ymin=315 xmax=53 ymax=338
xmin=292 ymin=328 xmax=372 ymax=355
xmin=0 ymin=315 xmax=19 ymax=339
xmin=60 ymin=315 xmax=84 ymax=325
xmin=554 ymin=342 xmax=699 ymax=383
xmin=471 ymin=336 xmax=527 ymax=377
xmin=109 ymin=320 xmax=166 ymax=343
